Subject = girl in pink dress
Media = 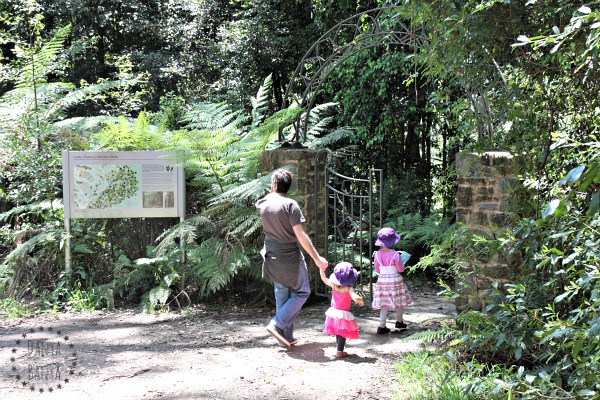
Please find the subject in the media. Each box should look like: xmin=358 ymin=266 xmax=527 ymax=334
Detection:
xmin=372 ymin=227 xmax=413 ymax=334
xmin=319 ymin=262 xmax=364 ymax=359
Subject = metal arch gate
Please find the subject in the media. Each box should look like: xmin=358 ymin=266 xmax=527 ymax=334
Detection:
xmin=313 ymin=151 xmax=383 ymax=303
xmin=280 ymin=6 xmax=429 ymax=144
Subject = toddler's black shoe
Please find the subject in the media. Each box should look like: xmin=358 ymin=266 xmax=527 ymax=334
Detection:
xmin=377 ymin=327 xmax=391 ymax=334
xmin=395 ymin=321 xmax=407 ymax=330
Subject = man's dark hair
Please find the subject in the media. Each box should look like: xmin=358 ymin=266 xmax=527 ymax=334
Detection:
xmin=272 ymin=169 xmax=292 ymax=194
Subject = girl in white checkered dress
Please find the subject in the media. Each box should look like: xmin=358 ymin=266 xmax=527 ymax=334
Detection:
xmin=372 ymin=227 xmax=412 ymax=334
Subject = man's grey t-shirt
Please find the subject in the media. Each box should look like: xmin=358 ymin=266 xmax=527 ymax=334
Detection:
xmin=256 ymin=193 xmax=305 ymax=242
xmin=256 ymin=193 xmax=306 ymax=286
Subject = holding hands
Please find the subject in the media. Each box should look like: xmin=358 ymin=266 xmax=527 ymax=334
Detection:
xmin=315 ymin=256 xmax=328 ymax=270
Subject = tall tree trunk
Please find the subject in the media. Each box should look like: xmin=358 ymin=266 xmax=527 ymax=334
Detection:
xmin=273 ymin=72 xmax=283 ymax=110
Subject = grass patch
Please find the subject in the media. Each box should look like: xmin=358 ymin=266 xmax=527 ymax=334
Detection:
xmin=393 ymin=351 xmax=490 ymax=400
xmin=0 ymin=297 xmax=33 ymax=319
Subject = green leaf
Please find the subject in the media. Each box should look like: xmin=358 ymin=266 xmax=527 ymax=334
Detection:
xmin=148 ymin=287 xmax=171 ymax=306
xmin=496 ymin=332 xmax=506 ymax=347
xmin=554 ymin=292 xmax=569 ymax=303
xmin=588 ymin=192 xmax=600 ymax=216
xmin=542 ymin=199 xmax=563 ymax=219
xmin=163 ymin=272 xmax=180 ymax=287
xmin=558 ymin=165 xmax=584 ymax=186
xmin=577 ymin=390 xmax=596 ymax=397
xmin=572 ymin=336 xmax=584 ymax=359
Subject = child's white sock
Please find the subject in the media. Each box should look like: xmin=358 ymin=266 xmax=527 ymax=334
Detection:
xmin=396 ymin=309 xmax=404 ymax=322
xmin=379 ymin=309 xmax=389 ymax=327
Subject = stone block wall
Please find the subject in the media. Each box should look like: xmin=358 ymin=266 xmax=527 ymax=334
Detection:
xmin=455 ymin=151 xmax=521 ymax=310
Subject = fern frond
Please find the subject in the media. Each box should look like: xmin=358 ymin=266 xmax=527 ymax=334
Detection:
xmin=0 ymin=82 xmax=72 ymax=124
xmin=54 ymin=116 xmax=121 ymax=133
xmin=91 ymin=116 xmax=136 ymax=150
xmin=0 ymin=200 xmax=62 ymax=223
xmin=250 ymin=74 xmax=273 ymax=129
xmin=1 ymin=228 xmax=61 ymax=268
xmin=16 ymin=24 xmax=72 ymax=89
xmin=209 ymin=177 xmax=269 ymax=208
xmin=153 ymin=215 xmax=216 ymax=257
xmin=187 ymin=238 xmax=249 ymax=298
xmin=89 ymin=112 xmax=164 ymax=151
xmin=215 ymin=207 xmax=263 ymax=239
xmin=304 ymin=102 xmax=337 ymax=139
xmin=72 ymin=243 xmax=95 ymax=255
xmin=183 ymin=102 xmax=248 ymax=131
xmin=403 ymin=327 xmax=458 ymax=344
xmin=307 ymin=126 xmax=357 ymax=149
xmin=46 ymin=80 xmax=125 ymax=121
xmin=394 ymin=213 xmax=451 ymax=246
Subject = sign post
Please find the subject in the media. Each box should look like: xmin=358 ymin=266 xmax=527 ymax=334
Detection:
xmin=62 ymin=151 xmax=186 ymax=272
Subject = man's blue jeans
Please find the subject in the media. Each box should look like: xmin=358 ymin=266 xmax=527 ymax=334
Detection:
xmin=272 ymin=260 xmax=311 ymax=342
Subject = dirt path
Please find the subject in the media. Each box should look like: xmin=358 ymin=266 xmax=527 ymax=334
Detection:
xmin=0 ymin=287 xmax=455 ymax=400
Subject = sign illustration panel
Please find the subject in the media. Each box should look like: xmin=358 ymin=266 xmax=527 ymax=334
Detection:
xmin=63 ymin=151 xmax=185 ymax=219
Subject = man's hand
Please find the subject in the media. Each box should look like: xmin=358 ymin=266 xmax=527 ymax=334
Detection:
xmin=315 ymin=256 xmax=328 ymax=270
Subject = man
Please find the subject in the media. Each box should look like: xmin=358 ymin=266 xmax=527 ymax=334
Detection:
xmin=256 ymin=168 xmax=328 ymax=347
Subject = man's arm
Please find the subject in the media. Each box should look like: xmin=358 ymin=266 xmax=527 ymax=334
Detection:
xmin=292 ymin=223 xmax=328 ymax=270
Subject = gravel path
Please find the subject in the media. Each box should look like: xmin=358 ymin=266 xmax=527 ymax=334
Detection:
xmin=0 ymin=286 xmax=455 ymax=400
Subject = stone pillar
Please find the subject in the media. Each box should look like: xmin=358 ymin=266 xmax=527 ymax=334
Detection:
xmin=258 ymin=148 xmax=327 ymax=295
xmin=455 ymin=151 xmax=521 ymax=310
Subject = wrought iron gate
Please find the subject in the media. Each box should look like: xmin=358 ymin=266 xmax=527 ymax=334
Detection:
xmin=314 ymin=151 xmax=383 ymax=302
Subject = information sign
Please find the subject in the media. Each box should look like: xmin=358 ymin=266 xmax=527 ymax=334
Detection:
xmin=62 ymin=151 xmax=185 ymax=219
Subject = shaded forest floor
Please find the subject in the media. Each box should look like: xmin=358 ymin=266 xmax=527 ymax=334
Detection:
xmin=0 ymin=285 xmax=455 ymax=400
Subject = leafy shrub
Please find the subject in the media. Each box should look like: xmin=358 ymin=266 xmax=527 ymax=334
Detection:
xmin=394 ymin=351 xmax=495 ymax=399
xmin=0 ymin=297 xmax=32 ymax=319
xmin=440 ymin=136 xmax=600 ymax=399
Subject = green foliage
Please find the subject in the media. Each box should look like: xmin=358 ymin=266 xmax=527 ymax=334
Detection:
xmin=91 ymin=112 xmax=167 ymax=150
xmin=393 ymin=351 xmax=494 ymax=400
xmin=382 ymin=171 xmax=433 ymax=219
xmin=11 ymin=23 xmax=72 ymax=88
xmin=215 ymin=0 xmax=321 ymax=109
xmin=150 ymin=93 xmax=187 ymax=130
xmin=443 ymin=136 xmax=600 ymax=398
xmin=57 ymin=282 xmax=106 ymax=312
xmin=0 ymin=298 xmax=32 ymax=319
xmin=144 ymin=76 xmax=304 ymax=303
xmin=384 ymin=212 xmax=459 ymax=281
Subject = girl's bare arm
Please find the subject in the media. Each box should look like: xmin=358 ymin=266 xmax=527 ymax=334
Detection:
xmin=349 ymin=288 xmax=364 ymax=307
xmin=319 ymin=267 xmax=332 ymax=287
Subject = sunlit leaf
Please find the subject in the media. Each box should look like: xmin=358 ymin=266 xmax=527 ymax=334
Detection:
xmin=558 ymin=165 xmax=585 ymax=186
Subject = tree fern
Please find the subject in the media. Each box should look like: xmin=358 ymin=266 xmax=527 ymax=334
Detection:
xmin=187 ymin=238 xmax=250 ymax=298
xmin=15 ymin=24 xmax=72 ymax=89
xmin=249 ymin=74 xmax=273 ymax=130
xmin=140 ymin=75 xmax=345 ymax=302
xmin=91 ymin=112 xmax=166 ymax=151
xmin=152 ymin=215 xmax=216 ymax=257
xmin=183 ymin=102 xmax=247 ymax=132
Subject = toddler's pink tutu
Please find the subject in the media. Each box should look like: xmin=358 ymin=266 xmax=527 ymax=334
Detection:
xmin=323 ymin=307 xmax=359 ymax=339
